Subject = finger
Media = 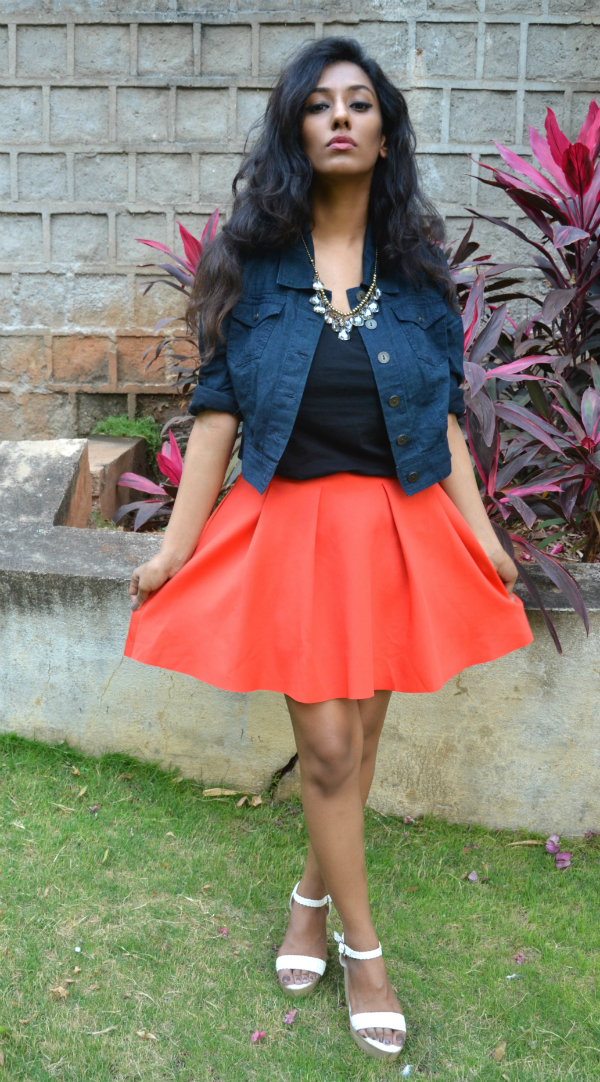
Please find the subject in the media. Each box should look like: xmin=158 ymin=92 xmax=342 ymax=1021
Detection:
xmin=128 ymin=571 xmax=140 ymax=600
xmin=131 ymin=585 xmax=149 ymax=611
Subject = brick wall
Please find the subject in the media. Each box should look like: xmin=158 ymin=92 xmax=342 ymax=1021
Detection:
xmin=0 ymin=1 xmax=598 ymax=439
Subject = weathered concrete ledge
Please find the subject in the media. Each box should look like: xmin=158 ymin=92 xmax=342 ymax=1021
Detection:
xmin=1 ymin=439 xmax=600 ymax=836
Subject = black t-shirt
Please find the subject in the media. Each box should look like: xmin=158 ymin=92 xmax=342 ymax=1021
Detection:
xmin=275 ymin=322 xmax=397 ymax=481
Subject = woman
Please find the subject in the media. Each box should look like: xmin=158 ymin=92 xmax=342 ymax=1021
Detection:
xmin=124 ymin=38 xmax=533 ymax=1062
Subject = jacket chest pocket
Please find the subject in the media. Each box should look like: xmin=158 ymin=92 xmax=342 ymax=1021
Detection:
xmin=228 ymin=299 xmax=285 ymax=367
xmin=391 ymin=300 xmax=448 ymax=367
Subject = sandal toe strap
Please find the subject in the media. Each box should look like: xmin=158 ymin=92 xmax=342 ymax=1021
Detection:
xmin=276 ymin=955 xmax=326 ymax=976
xmin=350 ymin=1011 xmax=406 ymax=1034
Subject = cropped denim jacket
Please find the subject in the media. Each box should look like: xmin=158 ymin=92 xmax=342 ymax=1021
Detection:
xmin=189 ymin=228 xmax=465 ymax=496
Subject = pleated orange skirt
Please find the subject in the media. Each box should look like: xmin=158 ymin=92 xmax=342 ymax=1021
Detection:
xmin=124 ymin=472 xmax=533 ymax=702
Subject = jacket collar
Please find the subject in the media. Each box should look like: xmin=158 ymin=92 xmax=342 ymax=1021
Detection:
xmin=276 ymin=222 xmax=399 ymax=294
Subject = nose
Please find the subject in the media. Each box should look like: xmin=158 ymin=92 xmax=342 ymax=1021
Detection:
xmin=331 ymin=93 xmax=351 ymax=129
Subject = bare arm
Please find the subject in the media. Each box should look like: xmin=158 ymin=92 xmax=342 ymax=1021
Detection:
xmin=129 ymin=410 xmax=239 ymax=610
xmin=440 ymin=413 xmax=518 ymax=595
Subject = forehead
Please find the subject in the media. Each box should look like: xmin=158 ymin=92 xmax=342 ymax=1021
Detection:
xmin=311 ymin=61 xmax=376 ymax=94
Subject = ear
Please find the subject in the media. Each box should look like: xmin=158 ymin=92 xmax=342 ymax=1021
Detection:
xmin=379 ymin=137 xmax=388 ymax=160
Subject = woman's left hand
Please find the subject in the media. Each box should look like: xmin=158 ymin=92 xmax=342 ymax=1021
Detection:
xmin=485 ymin=546 xmax=518 ymax=596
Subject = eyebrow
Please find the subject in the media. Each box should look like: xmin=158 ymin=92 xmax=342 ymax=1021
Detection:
xmin=310 ymin=84 xmax=374 ymax=95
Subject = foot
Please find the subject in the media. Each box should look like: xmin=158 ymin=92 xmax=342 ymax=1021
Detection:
xmin=345 ymin=952 xmax=405 ymax=1049
xmin=276 ymin=884 xmax=328 ymax=989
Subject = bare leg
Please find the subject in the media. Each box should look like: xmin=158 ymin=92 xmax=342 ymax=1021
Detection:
xmin=276 ymin=693 xmax=403 ymax=1048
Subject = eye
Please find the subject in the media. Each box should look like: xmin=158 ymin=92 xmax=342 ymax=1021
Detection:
xmin=350 ymin=100 xmax=373 ymax=112
xmin=306 ymin=101 xmax=329 ymax=114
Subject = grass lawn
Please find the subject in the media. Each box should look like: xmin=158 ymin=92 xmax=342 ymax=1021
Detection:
xmin=0 ymin=733 xmax=598 ymax=1081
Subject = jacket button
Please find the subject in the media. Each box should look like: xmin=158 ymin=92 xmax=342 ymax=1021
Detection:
xmin=396 ymin=434 xmax=408 ymax=446
xmin=253 ymin=313 xmax=259 ymax=321
xmin=418 ymin=315 xmax=424 ymax=323
xmin=388 ymin=395 xmax=400 ymax=407
xmin=378 ymin=351 xmax=390 ymax=364
xmin=407 ymin=471 xmax=419 ymax=483
xmin=356 ymin=289 xmax=366 ymax=302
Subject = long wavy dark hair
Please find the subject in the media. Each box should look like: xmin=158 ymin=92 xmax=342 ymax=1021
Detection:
xmin=187 ymin=36 xmax=454 ymax=359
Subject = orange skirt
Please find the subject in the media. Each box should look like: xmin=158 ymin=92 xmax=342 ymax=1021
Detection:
xmin=124 ymin=472 xmax=533 ymax=702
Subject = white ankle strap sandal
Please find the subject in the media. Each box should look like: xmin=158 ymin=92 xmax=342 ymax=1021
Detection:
xmin=334 ymin=932 xmax=406 ymax=1061
xmin=275 ymin=882 xmax=331 ymax=998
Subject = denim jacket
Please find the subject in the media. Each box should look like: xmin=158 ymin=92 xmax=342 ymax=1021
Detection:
xmin=189 ymin=228 xmax=465 ymax=496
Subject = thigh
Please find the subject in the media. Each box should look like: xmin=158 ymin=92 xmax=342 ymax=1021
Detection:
xmin=357 ymin=690 xmax=392 ymax=743
xmin=285 ymin=696 xmax=363 ymax=762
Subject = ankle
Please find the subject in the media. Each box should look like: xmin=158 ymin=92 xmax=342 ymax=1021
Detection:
xmin=296 ymin=874 xmax=328 ymax=901
xmin=341 ymin=926 xmax=380 ymax=952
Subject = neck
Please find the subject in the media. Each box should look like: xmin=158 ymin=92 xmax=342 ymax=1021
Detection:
xmin=309 ymin=173 xmax=372 ymax=250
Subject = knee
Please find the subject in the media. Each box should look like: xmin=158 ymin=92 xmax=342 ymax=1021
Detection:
xmin=301 ymin=735 xmax=359 ymax=796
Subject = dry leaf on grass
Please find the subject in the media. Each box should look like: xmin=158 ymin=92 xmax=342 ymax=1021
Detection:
xmin=506 ymin=840 xmax=545 ymax=847
xmin=76 ymin=786 xmax=88 ymax=798
xmin=0 ymin=1049 xmax=4 ymax=1067
xmin=71 ymin=766 xmax=80 ymax=776
xmin=137 ymin=1030 xmax=158 ymax=1041
xmin=236 ymin=796 xmax=248 ymax=807
xmin=49 ymin=986 xmax=69 ymax=1000
xmin=203 ymin=788 xmax=242 ymax=797
xmin=85 ymin=1025 xmax=118 ymax=1036
xmin=50 ymin=804 xmax=75 ymax=813
xmin=73 ymin=967 xmax=81 ymax=975
xmin=101 ymin=849 xmax=109 ymax=864
xmin=492 ymin=1040 xmax=507 ymax=1061
xmin=250 ymin=795 xmax=262 ymax=807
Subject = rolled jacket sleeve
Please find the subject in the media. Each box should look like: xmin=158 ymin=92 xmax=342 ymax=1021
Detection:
xmin=188 ymin=315 xmax=240 ymax=418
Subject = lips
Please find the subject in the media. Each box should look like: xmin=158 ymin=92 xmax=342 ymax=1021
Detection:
xmin=327 ymin=137 xmax=356 ymax=149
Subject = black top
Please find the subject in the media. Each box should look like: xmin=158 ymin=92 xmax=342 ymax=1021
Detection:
xmin=276 ymin=322 xmax=397 ymax=481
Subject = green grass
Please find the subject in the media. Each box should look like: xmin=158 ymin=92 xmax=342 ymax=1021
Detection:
xmin=91 ymin=415 xmax=164 ymax=469
xmin=1 ymin=734 xmax=598 ymax=1081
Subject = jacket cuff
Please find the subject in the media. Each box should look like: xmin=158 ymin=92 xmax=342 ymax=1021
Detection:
xmin=188 ymin=384 xmax=239 ymax=416
xmin=448 ymin=383 xmax=466 ymax=417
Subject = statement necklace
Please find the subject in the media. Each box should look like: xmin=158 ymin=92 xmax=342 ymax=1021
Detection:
xmin=302 ymin=237 xmax=381 ymax=341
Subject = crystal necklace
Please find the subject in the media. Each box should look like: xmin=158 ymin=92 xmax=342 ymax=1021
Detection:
xmin=302 ymin=237 xmax=381 ymax=341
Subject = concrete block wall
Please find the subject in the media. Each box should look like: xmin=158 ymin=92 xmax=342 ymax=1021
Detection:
xmin=0 ymin=1 xmax=598 ymax=440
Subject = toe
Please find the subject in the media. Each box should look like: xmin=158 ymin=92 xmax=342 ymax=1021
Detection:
xmin=382 ymin=1027 xmax=392 ymax=1045
xmin=279 ymin=969 xmax=292 ymax=985
xmin=394 ymin=1029 xmax=405 ymax=1047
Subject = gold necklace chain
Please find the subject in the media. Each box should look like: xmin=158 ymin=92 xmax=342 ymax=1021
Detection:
xmin=301 ymin=237 xmax=380 ymax=341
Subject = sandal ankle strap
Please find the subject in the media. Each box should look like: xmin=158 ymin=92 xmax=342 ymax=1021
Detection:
xmin=334 ymin=931 xmax=382 ymax=961
xmin=290 ymin=881 xmax=332 ymax=914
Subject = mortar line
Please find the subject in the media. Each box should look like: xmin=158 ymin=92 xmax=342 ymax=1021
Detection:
xmin=42 ymin=209 xmax=51 ymax=263
xmin=475 ymin=18 xmax=485 ymax=82
xmin=440 ymin=87 xmax=451 ymax=148
xmin=191 ymin=151 xmax=200 ymax=204
xmin=8 ymin=23 xmax=16 ymax=76
xmin=251 ymin=22 xmax=260 ymax=80
xmin=66 ymin=23 xmax=75 ymax=76
xmin=515 ymin=22 xmax=528 ymax=147
xmin=193 ymin=21 xmax=201 ymax=75
xmin=107 ymin=209 xmax=116 ymax=262
xmin=129 ymin=22 xmax=138 ymax=77
xmin=563 ymin=86 xmax=573 ymax=141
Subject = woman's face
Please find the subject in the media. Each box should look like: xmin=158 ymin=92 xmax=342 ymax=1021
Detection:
xmin=300 ymin=61 xmax=387 ymax=180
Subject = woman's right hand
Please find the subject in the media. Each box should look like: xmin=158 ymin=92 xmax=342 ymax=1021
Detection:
xmin=129 ymin=555 xmax=179 ymax=611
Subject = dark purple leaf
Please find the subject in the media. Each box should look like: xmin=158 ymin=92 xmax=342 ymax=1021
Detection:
xmin=581 ymin=387 xmax=600 ymax=443
xmin=134 ymin=501 xmax=168 ymax=531
xmin=540 ymin=288 xmax=576 ymax=324
xmin=156 ymin=263 xmax=194 ymax=287
xmin=552 ymin=224 xmax=590 ymax=248
xmin=495 ymin=448 xmax=540 ymax=489
xmin=463 ymin=361 xmax=488 ymax=396
xmin=560 ymin=479 xmax=583 ymax=520
xmin=512 ymin=538 xmax=589 ymax=633
xmin=495 ymin=404 xmax=564 ymax=453
xmin=514 ymin=558 xmax=562 ymax=654
xmin=501 ymin=494 xmax=537 ymax=528
xmin=113 ymin=499 xmax=165 ymax=525
xmin=469 ymin=304 xmax=507 ymax=367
